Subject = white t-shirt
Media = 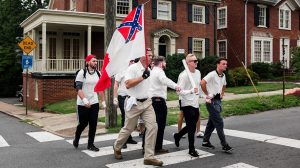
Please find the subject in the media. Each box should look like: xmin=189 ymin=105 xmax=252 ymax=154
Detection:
xmin=203 ymin=70 xmax=227 ymax=96
xmin=115 ymin=71 xmax=127 ymax=96
xmin=125 ymin=61 xmax=149 ymax=99
xmin=148 ymin=66 xmax=177 ymax=100
xmin=177 ymin=69 xmax=201 ymax=108
xmin=76 ymin=69 xmax=99 ymax=106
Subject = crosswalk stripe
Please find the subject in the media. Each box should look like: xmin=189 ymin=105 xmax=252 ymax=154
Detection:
xmin=27 ymin=131 xmax=64 ymax=142
xmin=0 ymin=135 xmax=9 ymax=147
xmin=222 ymin=162 xmax=259 ymax=168
xmin=82 ymin=140 xmax=173 ymax=157
xmin=66 ymin=132 xmax=139 ymax=145
xmin=171 ymin=124 xmax=300 ymax=149
xmin=105 ymin=149 xmax=214 ymax=168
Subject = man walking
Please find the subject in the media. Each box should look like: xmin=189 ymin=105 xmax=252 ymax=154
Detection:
xmin=200 ymin=58 xmax=233 ymax=153
xmin=148 ymin=56 xmax=180 ymax=154
xmin=113 ymin=50 xmax=163 ymax=166
xmin=174 ymin=54 xmax=201 ymax=157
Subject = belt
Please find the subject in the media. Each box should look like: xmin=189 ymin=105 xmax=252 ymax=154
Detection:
xmin=136 ymin=98 xmax=147 ymax=102
xmin=151 ymin=97 xmax=165 ymax=102
xmin=213 ymin=93 xmax=221 ymax=100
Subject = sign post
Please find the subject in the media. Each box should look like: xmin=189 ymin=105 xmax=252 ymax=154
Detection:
xmin=18 ymin=36 xmax=36 ymax=115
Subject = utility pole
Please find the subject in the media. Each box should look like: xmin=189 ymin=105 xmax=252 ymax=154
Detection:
xmin=282 ymin=38 xmax=286 ymax=102
xmin=104 ymin=0 xmax=117 ymax=127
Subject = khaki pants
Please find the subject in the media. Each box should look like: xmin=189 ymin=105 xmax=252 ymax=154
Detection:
xmin=114 ymin=99 xmax=158 ymax=159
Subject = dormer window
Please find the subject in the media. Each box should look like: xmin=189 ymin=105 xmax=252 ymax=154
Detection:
xmin=279 ymin=5 xmax=291 ymax=30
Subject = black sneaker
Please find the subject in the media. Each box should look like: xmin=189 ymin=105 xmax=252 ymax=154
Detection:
xmin=188 ymin=149 xmax=199 ymax=157
xmin=173 ymin=133 xmax=180 ymax=147
xmin=73 ymin=139 xmax=79 ymax=148
xmin=122 ymin=143 xmax=127 ymax=149
xmin=222 ymin=144 xmax=233 ymax=153
xmin=87 ymin=144 xmax=99 ymax=152
xmin=202 ymin=141 xmax=215 ymax=149
xmin=127 ymin=139 xmax=137 ymax=144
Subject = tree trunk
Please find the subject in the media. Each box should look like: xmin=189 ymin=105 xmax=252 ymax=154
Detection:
xmin=105 ymin=0 xmax=117 ymax=128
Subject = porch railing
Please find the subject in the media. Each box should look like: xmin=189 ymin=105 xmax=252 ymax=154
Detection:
xmin=33 ymin=59 xmax=104 ymax=73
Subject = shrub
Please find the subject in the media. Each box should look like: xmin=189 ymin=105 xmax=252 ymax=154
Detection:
xmin=198 ymin=56 xmax=218 ymax=77
xmin=229 ymin=67 xmax=259 ymax=86
xmin=165 ymin=53 xmax=185 ymax=82
xmin=291 ymin=47 xmax=300 ymax=76
xmin=270 ymin=61 xmax=283 ymax=77
xmin=249 ymin=62 xmax=272 ymax=79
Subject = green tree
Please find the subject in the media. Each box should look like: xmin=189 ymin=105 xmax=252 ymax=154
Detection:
xmin=291 ymin=47 xmax=300 ymax=76
xmin=0 ymin=0 xmax=48 ymax=97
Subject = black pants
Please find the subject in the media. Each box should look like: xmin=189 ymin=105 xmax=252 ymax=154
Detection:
xmin=75 ymin=103 xmax=99 ymax=146
xmin=118 ymin=95 xmax=133 ymax=142
xmin=177 ymin=106 xmax=199 ymax=150
xmin=152 ymin=98 xmax=167 ymax=150
xmin=203 ymin=99 xmax=227 ymax=146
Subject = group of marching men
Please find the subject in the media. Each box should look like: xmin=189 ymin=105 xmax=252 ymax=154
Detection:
xmin=73 ymin=48 xmax=233 ymax=166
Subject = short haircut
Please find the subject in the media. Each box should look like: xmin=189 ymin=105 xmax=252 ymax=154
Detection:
xmin=216 ymin=58 xmax=227 ymax=64
xmin=185 ymin=53 xmax=196 ymax=62
xmin=153 ymin=56 xmax=165 ymax=66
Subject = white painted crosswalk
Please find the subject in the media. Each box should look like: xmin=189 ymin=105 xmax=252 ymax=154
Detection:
xmin=0 ymin=135 xmax=9 ymax=147
xmin=82 ymin=140 xmax=173 ymax=157
xmin=26 ymin=131 xmax=64 ymax=142
xmin=106 ymin=149 xmax=214 ymax=168
xmin=222 ymin=162 xmax=259 ymax=168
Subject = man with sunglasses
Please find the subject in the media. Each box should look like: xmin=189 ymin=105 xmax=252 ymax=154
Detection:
xmin=200 ymin=58 xmax=233 ymax=153
xmin=174 ymin=54 xmax=201 ymax=157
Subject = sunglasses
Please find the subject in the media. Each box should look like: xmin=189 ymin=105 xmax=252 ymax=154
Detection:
xmin=190 ymin=60 xmax=198 ymax=63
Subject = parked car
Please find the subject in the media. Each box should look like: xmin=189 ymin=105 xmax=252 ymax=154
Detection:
xmin=16 ymin=86 xmax=23 ymax=102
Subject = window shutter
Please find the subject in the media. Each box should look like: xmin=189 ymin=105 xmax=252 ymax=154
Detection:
xmin=254 ymin=5 xmax=259 ymax=26
xmin=152 ymin=0 xmax=157 ymax=19
xmin=205 ymin=38 xmax=210 ymax=56
xmin=172 ymin=0 xmax=176 ymax=21
xmin=188 ymin=37 xmax=193 ymax=54
xmin=132 ymin=0 xmax=139 ymax=9
xmin=205 ymin=5 xmax=210 ymax=24
xmin=266 ymin=7 xmax=270 ymax=27
xmin=188 ymin=3 xmax=193 ymax=22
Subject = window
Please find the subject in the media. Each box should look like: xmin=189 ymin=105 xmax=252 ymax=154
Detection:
xmin=193 ymin=38 xmax=205 ymax=59
xmin=217 ymin=7 xmax=227 ymax=29
xmin=116 ymin=0 xmax=131 ymax=16
xmin=251 ymin=37 xmax=273 ymax=63
xmin=258 ymin=6 xmax=266 ymax=27
xmin=218 ymin=40 xmax=227 ymax=58
xmin=193 ymin=5 xmax=205 ymax=23
xmin=157 ymin=0 xmax=171 ymax=20
xmin=73 ymin=39 xmax=79 ymax=59
xmin=279 ymin=6 xmax=291 ymax=30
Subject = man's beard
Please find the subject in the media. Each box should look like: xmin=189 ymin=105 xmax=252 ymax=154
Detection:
xmin=89 ymin=64 xmax=97 ymax=70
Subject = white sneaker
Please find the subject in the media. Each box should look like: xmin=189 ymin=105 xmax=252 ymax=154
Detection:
xmin=196 ymin=131 xmax=204 ymax=138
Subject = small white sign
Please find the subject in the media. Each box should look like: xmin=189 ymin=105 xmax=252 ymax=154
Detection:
xmin=177 ymin=49 xmax=185 ymax=54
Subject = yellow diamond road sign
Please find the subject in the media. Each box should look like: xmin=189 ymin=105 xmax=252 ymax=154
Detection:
xmin=18 ymin=36 xmax=37 ymax=55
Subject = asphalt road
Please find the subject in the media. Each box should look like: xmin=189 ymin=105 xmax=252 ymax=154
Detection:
xmin=0 ymin=106 xmax=299 ymax=168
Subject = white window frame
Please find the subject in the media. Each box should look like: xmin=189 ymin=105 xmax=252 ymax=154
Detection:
xmin=278 ymin=5 xmax=291 ymax=30
xmin=257 ymin=5 xmax=267 ymax=27
xmin=217 ymin=40 xmax=227 ymax=58
xmin=192 ymin=38 xmax=205 ymax=59
xmin=34 ymin=80 xmax=38 ymax=101
xmin=192 ymin=5 xmax=205 ymax=24
xmin=70 ymin=0 xmax=77 ymax=11
xmin=116 ymin=0 xmax=132 ymax=16
xmin=157 ymin=0 xmax=172 ymax=21
xmin=217 ymin=6 xmax=227 ymax=29
xmin=251 ymin=36 xmax=273 ymax=63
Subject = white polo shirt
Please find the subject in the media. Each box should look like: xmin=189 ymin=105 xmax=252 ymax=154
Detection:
xmin=76 ymin=69 xmax=99 ymax=106
xmin=148 ymin=66 xmax=177 ymax=100
xmin=115 ymin=71 xmax=127 ymax=96
xmin=124 ymin=61 xmax=149 ymax=99
xmin=203 ymin=70 xmax=227 ymax=96
xmin=177 ymin=69 xmax=201 ymax=108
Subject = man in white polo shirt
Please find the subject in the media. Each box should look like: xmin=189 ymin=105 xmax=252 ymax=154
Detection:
xmin=113 ymin=49 xmax=163 ymax=166
xmin=200 ymin=58 xmax=233 ymax=153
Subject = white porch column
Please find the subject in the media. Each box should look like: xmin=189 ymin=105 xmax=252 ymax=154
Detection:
xmin=42 ymin=22 xmax=47 ymax=72
xmin=31 ymin=29 xmax=36 ymax=59
xmin=153 ymin=37 xmax=159 ymax=57
xmin=170 ymin=38 xmax=176 ymax=55
xmin=87 ymin=25 xmax=92 ymax=55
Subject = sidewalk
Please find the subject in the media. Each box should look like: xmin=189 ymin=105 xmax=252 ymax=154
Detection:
xmin=0 ymin=90 xmax=283 ymax=138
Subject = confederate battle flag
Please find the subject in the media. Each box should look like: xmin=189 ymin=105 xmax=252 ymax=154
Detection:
xmin=94 ymin=5 xmax=145 ymax=92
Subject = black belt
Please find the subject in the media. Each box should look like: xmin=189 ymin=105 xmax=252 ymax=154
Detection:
xmin=136 ymin=98 xmax=147 ymax=102
xmin=151 ymin=97 xmax=165 ymax=102
xmin=213 ymin=93 xmax=221 ymax=100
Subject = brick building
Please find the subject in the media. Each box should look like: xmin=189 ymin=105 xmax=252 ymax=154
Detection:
xmin=20 ymin=0 xmax=221 ymax=111
xmin=217 ymin=0 xmax=300 ymax=67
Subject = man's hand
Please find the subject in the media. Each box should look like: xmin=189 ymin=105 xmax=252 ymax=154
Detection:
xmin=113 ymin=98 xmax=118 ymax=106
xmin=101 ymin=101 xmax=107 ymax=108
xmin=205 ymin=94 xmax=214 ymax=104
xmin=194 ymin=88 xmax=199 ymax=94
xmin=175 ymin=85 xmax=181 ymax=92
xmin=142 ymin=70 xmax=150 ymax=79
xmin=82 ymin=98 xmax=91 ymax=108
